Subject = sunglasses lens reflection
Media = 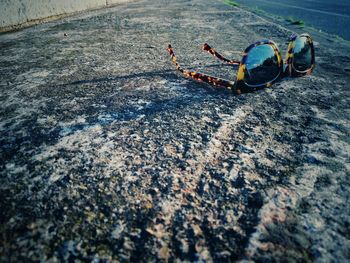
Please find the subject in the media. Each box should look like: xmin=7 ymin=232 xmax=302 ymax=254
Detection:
xmin=293 ymin=36 xmax=312 ymax=72
xmin=244 ymin=44 xmax=280 ymax=86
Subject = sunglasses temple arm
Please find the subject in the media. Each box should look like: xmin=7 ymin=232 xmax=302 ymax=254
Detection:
xmin=203 ymin=43 xmax=240 ymax=65
xmin=167 ymin=45 xmax=235 ymax=89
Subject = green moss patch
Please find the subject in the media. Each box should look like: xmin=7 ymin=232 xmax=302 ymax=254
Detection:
xmin=223 ymin=0 xmax=240 ymax=7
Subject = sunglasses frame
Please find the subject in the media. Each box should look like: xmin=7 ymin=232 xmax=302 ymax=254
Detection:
xmin=234 ymin=39 xmax=283 ymax=93
xmin=167 ymin=33 xmax=315 ymax=94
xmin=285 ymin=33 xmax=316 ymax=77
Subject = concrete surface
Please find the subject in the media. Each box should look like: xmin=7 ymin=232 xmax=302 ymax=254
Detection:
xmin=0 ymin=0 xmax=131 ymax=33
xmin=0 ymin=0 xmax=350 ymax=261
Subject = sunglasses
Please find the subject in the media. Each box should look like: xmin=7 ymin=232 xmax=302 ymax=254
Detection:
xmin=167 ymin=33 xmax=315 ymax=94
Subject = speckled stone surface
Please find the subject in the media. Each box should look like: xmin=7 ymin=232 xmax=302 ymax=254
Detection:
xmin=0 ymin=0 xmax=349 ymax=262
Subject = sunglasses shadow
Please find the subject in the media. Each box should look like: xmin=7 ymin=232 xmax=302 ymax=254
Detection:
xmin=187 ymin=62 xmax=238 ymax=70
xmin=64 ymin=67 xmax=235 ymax=94
xmin=64 ymin=69 xmax=174 ymax=86
xmin=52 ymin=70 xmax=237 ymax=137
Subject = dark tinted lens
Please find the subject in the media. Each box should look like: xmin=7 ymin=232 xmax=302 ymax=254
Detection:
xmin=244 ymin=44 xmax=280 ymax=86
xmin=293 ymin=36 xmax=312 ymax=72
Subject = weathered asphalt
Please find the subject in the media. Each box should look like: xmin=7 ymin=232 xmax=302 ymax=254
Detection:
xmin=0 ymin=0 xmax=349 ymax=262
xmin=234 ymin=0 xmax=350 ymax=40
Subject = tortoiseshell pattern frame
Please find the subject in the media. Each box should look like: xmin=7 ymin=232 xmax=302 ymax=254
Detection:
xmin=167 ymin=33 xmax=315 ymax=94
xmin=285 ymin=33 xmax=316 ymax=77
xmin=167 ymin=45 xmax=235 ymax=89
xmin=234 ymin=39 xmax=283 ymax=94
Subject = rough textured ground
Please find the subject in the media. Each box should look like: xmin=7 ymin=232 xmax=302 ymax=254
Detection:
xmin=0 ymin=0 xmax=349 ymax=262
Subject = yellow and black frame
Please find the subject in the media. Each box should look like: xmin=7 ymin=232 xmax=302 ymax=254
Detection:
xmin=167 ymin=33 xmax=315 ymax=94
xmin=285 ymin=33 xmax=315 ymax=77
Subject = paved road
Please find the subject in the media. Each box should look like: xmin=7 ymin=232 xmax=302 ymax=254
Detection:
xmin=234 ymin=0 xmax=350 ymax=40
